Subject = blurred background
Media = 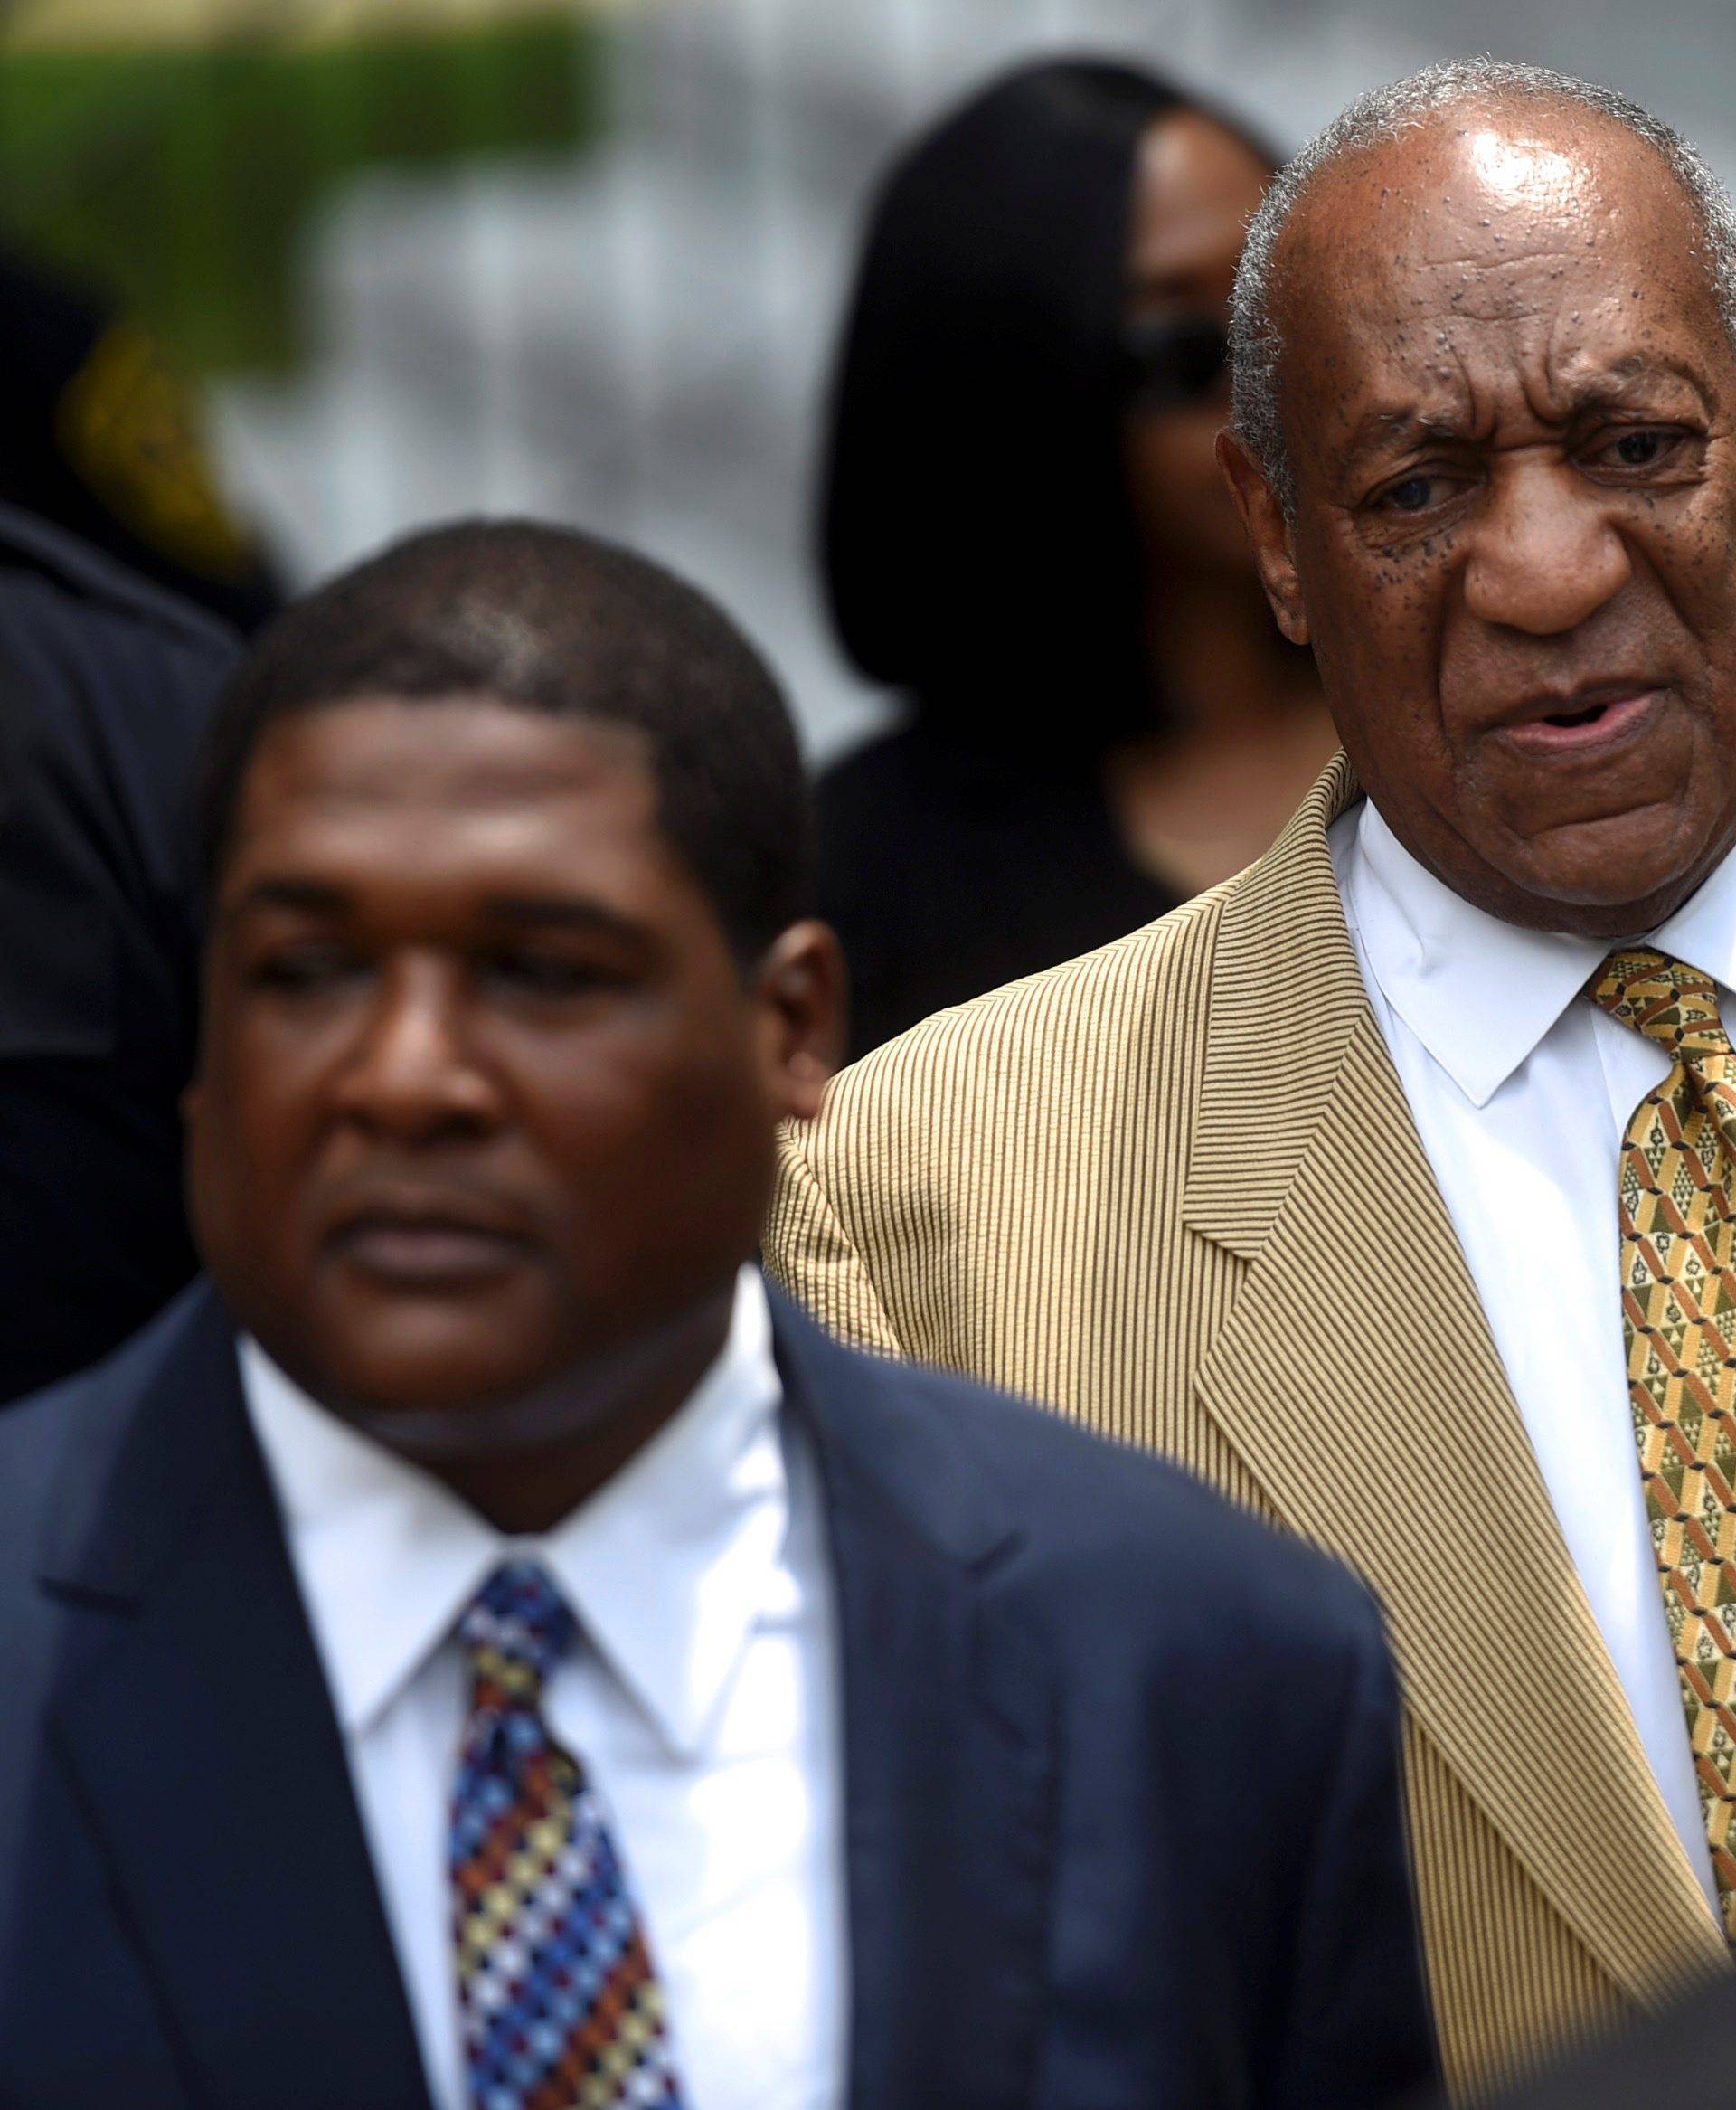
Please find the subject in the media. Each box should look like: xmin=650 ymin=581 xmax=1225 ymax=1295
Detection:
xmin=5 ymin=0 xmax=1731 ymax=762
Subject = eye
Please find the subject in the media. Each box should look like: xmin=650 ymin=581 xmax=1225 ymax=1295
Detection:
xmin=249 ymin=941 xmax=362 ymax=992
xmin=1590 ymin=426 xmax=1685 ymax=472
xmin=1373 ymin=469 xmax=1464 ymax=515
xmin=481 ymin=951 xmax=616 ymax=998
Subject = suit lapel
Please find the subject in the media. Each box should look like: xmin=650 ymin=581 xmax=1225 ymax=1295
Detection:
xmin=35 ymin=1287 xmax=431 ymax=2109
xmin=1183 ymin=760 xmax=1728 ymax=2001
xmin=773 ymin=1298 xmax=1056 ymax=2110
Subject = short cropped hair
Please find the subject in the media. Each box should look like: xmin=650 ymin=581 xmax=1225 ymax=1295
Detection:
xmin=1230 ymin=58 xmax=1736 ymax=514
xmin=198 ymin=519 xmax=814 ymax=963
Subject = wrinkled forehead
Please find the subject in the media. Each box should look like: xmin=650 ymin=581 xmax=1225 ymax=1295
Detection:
xmin=1277 ymin=105 xmax=1723 ymax=403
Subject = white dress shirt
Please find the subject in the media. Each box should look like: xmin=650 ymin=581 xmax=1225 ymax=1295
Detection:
xmin=241 ymin=1268 xmax=848 ymax=2110
xmin=1330 ymin=796 xmax=1736 ymax=1915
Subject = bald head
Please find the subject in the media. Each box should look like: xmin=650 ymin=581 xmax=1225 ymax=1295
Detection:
xmin=1230 ymin=61 xmax=1736 ymax=511
xmin=1276 ymin=101 xmax=1730 ymax=525
xmin=1214 ymin=60 xmax=1736 ymax=945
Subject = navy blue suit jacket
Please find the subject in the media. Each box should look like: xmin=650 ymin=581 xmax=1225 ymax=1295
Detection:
xmin=0 ymin=1282 xmax=1435 ymax=2107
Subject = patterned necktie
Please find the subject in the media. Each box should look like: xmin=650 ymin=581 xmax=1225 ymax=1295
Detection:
xmin=451 ymin=1559 xmax=686 ymax=2109
xmin=1592 ymin=948 xmax=1736 ymax=1936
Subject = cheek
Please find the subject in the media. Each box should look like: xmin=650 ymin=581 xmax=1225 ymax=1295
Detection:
xmin=1301 ymin=525 xmax=1455 ymax=724
xmin=185 ymin=1018 xmax=327 ymax=1239
xmin=520 ymin=1054 xmax=772 ymax=1329
xmin=523 ymin=1036 xmax=769 ymax=1237
xmin=202 ymin=1017 xmax=325 ymax=1147
xmin=1642 ymin=489 xmax=1736 ymax=641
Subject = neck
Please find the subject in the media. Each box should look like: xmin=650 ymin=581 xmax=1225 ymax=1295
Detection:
xmin=347 ymin=1287 xmax=738 ymax=1535
xmin=1144 ymin=562 xmax=1315 ymax=738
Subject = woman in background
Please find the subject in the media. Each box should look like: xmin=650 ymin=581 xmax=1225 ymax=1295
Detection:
xmin=817 ymin=58 xmax=1334 ymax=1056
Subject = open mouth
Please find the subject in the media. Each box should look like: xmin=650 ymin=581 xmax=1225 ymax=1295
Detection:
xmin=1546 ymin=699 xmax=1616 ymax=728
xmin=1500 ymin=687 xmax=1664 ymax=755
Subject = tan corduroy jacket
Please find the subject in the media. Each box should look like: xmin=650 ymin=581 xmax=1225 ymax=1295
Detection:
xmin=764 ymin=753 xmax=1731 ymax=2097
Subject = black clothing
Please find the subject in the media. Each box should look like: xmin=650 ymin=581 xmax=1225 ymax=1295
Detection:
xmin=0 ymin=1277 xmax=1438 ymax=2108
xmin=0 ymin=247 xmax=281 ymax=633
xmin=0 ymin=505 xmax=236 ymax=1404
xmin=820 ymin=723 xmax=1178 ymax=1056
xmin=816 ymin=62 xmax=1279 ymax=1052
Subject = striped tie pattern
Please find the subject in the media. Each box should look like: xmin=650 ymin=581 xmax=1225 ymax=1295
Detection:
xmin=1593 ymin=948 xmax=1736 ymax=1938
xmin=451 ymin=1559 xmax=685 ymax=2109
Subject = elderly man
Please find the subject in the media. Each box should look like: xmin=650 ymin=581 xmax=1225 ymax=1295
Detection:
xmin=767 ymin=58 xmax=1736 ymax=2093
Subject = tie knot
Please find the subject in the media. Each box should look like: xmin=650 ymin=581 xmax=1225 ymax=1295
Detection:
xmin=458 ymin=1559 xmax=576 ymax=1710
xmin=1591 ymin=948 xmax=1733 ymax=1064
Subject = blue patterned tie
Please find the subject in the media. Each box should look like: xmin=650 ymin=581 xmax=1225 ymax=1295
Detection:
xmin=450 ymin=1559 xmax=685 ymax=2110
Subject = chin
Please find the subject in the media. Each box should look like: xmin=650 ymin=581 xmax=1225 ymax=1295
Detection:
xmin=297 ymin=1301 xmax=552 ymax=1420
xmin=1501 ymin=808 xmax=1719 ymax=931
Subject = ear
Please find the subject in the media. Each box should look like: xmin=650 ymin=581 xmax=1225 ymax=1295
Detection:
xmin=1217 ymin=429 xmax=1310 ymax=646
xmin=751 ymin=920 xmax=849 ymax=1122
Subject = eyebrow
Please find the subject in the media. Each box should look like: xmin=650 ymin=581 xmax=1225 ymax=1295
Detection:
xmin=1343 ymin=359 xmax=1710 ymax=461
xmin=224 ymin=877 xmax=653 ymax=946
xmin=1343 ymin=409 xmax=1465 ymax=459
xmin=224 ymin=878 xmax=348 ymax=920
xmin=482 ymin=897 xmax=652 ymax=946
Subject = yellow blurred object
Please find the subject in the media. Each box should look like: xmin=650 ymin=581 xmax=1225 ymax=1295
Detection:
xmin=56 ymin=317 xmax=257 ymax=580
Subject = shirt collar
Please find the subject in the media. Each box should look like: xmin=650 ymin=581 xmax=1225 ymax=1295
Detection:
xmin=1653 ymin=838 xmax=1736 ymax=1007
xmin=1343 ymin=798 xmax=1736 ymax=1108
xmin=241 ymin=1267 xmax=787 ymax=1763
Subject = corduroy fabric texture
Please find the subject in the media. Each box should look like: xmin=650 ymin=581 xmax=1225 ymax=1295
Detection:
xmin=763 ymin=754 xmax=1733 ymax=2100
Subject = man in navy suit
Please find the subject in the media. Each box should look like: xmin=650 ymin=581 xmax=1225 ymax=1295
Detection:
xmin=0 ymin=519 xmax=1435 ymax=2108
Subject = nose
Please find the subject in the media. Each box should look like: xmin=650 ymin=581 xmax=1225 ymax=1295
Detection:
xmin=333 ymin=959 xmax=502 ymax=1141
xmin=1461 ymin=460 xmax=1633 ymax=634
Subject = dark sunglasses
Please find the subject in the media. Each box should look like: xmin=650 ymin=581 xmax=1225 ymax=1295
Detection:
xmin=1119 ymin=314 xmax=1230 ymax=412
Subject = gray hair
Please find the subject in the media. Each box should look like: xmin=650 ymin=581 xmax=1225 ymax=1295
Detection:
xmin=1229 ymin=58 xmax=1736 ymax=514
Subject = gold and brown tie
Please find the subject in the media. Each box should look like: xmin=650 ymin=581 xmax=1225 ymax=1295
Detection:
xmin=1593 ymin=948 xmax=1736 ymax=1935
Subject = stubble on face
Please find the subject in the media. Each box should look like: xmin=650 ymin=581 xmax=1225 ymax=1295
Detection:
xmin=1270 ymin=102 xmax=1736 ymax=934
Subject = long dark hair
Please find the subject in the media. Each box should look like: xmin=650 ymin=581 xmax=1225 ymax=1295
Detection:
xmin=820 ymin=57 xmax=1269 ymax=752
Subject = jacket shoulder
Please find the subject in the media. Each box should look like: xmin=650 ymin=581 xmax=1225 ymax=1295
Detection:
xmin=0 ymin=512 xmax=238 ymax=915
xmin=767 ymin=883 xmax=1229 ymax=1316
xmin=764 ymin=882 xmax=1236 ymax=1354
xmin=768 ymin=764 xmax=1362 ymax=1345
xmin=796 ymin=878 xmax=1229 ymax=1165
xmin=0 ymin=501 xmax=237 ymax=658
xmin=0 ymin=506 xmax=237 ymax=786
xmin=0 ymin=1289 xmax=216 ymax=1543
xmin=804 ymin=753 xmax=1358 ymax=1145
xmin=867 ymin=877 xmax=1226 ymax=1069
